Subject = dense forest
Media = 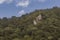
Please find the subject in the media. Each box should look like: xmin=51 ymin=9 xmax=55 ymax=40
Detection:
xmin=0 ymin=7 xmax=60 ymax=40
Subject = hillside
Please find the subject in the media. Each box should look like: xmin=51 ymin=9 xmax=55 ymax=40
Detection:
xmin=0 ymin=7 xmax=60 ymax=40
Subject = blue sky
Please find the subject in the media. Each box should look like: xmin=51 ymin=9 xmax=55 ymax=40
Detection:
xmin=0 ymin=0 xmax=60 ymax=18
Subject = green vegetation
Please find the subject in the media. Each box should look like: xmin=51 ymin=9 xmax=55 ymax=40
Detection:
xmin=0 ymin=7 xmax=60 ymax=40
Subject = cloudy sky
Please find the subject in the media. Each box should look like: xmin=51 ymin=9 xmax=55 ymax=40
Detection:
xmin=0 ymin=0 xmax=60 ymax=18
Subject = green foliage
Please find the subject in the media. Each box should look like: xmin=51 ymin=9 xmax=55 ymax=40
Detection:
xmin=0 ymin=7 xmax=60 ymax=40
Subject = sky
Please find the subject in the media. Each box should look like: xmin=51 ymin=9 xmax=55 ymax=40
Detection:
xmin=0 ymin=0 xmax=60 ymax=18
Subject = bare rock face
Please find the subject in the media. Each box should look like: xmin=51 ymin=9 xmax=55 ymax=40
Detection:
xmin=33 ymin=14 xmax=42 ymax=25
xmin=33 ymin=20 xmax=37 ymax=25
xmin=36 ymin=14 xmax=42 ymax=22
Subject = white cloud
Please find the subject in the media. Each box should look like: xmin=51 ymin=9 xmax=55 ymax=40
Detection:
xmin=0 ymin=0 xmax=5 ymax=4
xmin=16 ymin=0 xmax=29 ymax=7
xmin=18 ymin=10 xmax=26 ymax=16
xmin=0 ymin=0 xmax=13 ymax=4
xmin=38 ymin=0 xmax=46 ymax=2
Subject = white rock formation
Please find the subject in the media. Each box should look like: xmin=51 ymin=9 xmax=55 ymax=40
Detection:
xmin=36 ymin=14 xmax=42 ymax=22
xmin=33 ymin=20 xmax=37 ymax=25
xmin=33 ymin=14 xmax=42 ymax=25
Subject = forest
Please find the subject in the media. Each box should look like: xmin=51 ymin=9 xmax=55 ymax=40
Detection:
xmin=0 ymin=7 xmax=60 ymax=40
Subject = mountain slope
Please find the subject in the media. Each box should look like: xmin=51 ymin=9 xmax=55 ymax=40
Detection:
xmin=0 ymin=7 xmax=60 ymax=40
